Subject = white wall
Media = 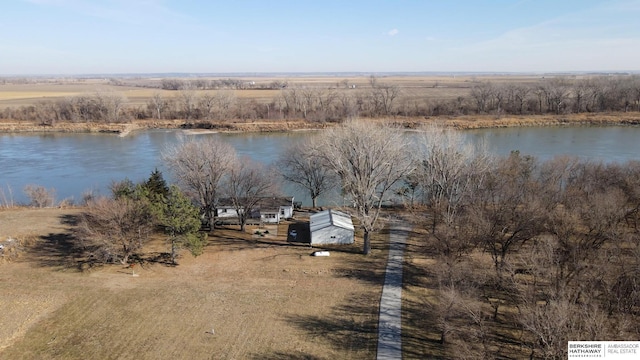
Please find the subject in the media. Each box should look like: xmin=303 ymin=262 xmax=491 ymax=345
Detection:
xmin=311 ymin=226 xmax=354 ymax=245
xmin=280 ymin=206 xmax=293 ymax=219
xmin=217 ymin=208 xmax=240 ymax=218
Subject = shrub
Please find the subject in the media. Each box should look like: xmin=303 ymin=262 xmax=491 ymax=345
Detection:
xmin=23 ymin=184 xmax=56 ymax=207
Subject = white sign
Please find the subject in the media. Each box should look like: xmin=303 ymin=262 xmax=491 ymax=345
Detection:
xmin=568 ymin=342 xmax=640 ymax=359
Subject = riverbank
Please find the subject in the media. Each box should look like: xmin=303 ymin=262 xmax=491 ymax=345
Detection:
xmin=2 ymin=113 xmax=640 ymax=135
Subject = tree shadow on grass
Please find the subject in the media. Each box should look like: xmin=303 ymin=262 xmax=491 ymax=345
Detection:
xmin=283 ymin=293 xmax=380 ymax=357
xmin=249 ymin=352 xmax=324 ymax=360
xmin=22 ymin=213 xmax=90 ymax=270
xmin=29 ymin=232 xmax=89 ymax=270
xmin=328 ymin=228 xmax=404 ymax=286
xmin=59 ymin=213 xmax=81 ymax=226
xmin=332 ymin=257 xmax=387 ymax=286
xmin=401 ymin=259 xmax=448 ymax=359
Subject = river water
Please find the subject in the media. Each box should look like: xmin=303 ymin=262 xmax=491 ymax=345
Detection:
xmin=1 ymin=126 xmax=639 ymax=206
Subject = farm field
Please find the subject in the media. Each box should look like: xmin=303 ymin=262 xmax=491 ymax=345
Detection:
xmin=0 ymin=74 xmax=543 ymax=108
xmin=0 ymin=208 xmax=390 ymax=359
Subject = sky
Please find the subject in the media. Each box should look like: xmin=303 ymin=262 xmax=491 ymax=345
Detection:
xmin=1 ymin=0 xmax=640 ymax=75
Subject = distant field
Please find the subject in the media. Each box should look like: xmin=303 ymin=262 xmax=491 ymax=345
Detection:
xmin=0 ymin=74 xmax=549 ymax=108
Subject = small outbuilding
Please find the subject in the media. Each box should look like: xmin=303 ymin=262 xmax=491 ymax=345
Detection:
xmin=310 ymin=209 xmax=355 ymax=245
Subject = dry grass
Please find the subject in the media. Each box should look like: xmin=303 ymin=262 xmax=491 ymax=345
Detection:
xmin=0 ymin=208 xmax=390 ymax=359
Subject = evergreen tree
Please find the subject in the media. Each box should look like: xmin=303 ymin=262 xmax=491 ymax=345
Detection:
xmin=145 ymin=168 xmax=169 ymax=199
xmin=154 ymin=185 xmax=207 ymax=264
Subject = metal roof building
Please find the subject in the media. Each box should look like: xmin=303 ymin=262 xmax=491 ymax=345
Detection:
xmin=309 ymin=209 xmax=355 ymax=245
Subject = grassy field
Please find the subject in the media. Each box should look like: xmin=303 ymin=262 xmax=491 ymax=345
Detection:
xmin=0 ymin=208 xmax=390 ymax=359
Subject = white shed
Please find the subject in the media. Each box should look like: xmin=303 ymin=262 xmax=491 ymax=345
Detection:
xmin=310 ymin=209 xmax=355 ymax=245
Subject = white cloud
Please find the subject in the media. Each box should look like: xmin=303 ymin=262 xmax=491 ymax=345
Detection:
xmin=388 ymin=28 xmax=399 ymax=36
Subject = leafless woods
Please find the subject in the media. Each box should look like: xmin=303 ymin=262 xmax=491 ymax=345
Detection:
xmin=404 ymin=136 xmax=640 ymax=358
xmin=5 ymin=75 xmax=640 ymax=124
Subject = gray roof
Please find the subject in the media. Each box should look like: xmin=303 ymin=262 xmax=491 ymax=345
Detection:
xmin=310 ymin=209 xmax=354 ymax=232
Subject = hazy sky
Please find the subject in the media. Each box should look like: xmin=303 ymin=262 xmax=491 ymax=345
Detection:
xmin=2 ymin=0 xmax=640 ymax=75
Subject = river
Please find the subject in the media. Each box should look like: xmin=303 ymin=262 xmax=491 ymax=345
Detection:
xmin=1 ymin=126 xmax=639 ymax=206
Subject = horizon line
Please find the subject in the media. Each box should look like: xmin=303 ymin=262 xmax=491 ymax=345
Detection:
xmin=2 ymin=70 xmax=640 ymax=78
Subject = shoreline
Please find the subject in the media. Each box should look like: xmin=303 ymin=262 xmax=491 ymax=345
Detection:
xmin=2 ymin=113 xmax=640 ymax=136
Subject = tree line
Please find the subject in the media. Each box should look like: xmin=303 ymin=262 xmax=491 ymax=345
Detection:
xmin=4 ymin=75 xmax=640 ymax=125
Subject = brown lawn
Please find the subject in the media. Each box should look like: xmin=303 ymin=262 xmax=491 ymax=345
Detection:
xmin=0 ymin=208 xmax=390 ymax=359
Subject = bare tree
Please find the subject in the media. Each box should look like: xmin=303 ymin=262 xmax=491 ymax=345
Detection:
xmin=178 ymin=82 xmax=198 ymax=120
xmin=199 ymin=92 xmax=216 ymax=120
xmin=93 ymin=91 xmax=128 ymax=123
xmin=413 ymin=125 xmax=491 ymax=266
xmin=161 ymin=78 xmax=184 ymax=90
xmin=513 ymin=84 xmax=531 ymax=114
xmin=318 ymin=119 xmax=413 ymax=254
xmin=544 ymin=78 xmax=570 ymax=114
xmin=515 ymin=236 xmax=613 ymax=359
xmin=277 ymin=140 xmax=336 ymax=208
xmin=414 ymin=124 xmax=491 ymax=231
xmin=71 ymin=95 xmax=96 ymax=122
xmin=148 ymin=92 xmax=168 ymax=120
xmin=213 ymin=91 xmax=236 ymax=120
xmin=281 ymin=87 xmax=302 ymax=117
xmin=338 ymin=92 xmax=359 ymax=119
xmin=470 ymin=82 xmax=494 ymax=113
xmin=545 ymin=162 xmax=628 ymax=297
xmin=34 ymin=100 xmax=58 ymax=126
xmin=105 ymin=92 xmax=128 ymax=123
xmin=368 ymin=77 xmax=400 ymax=116
xmin=222 ymin=158 xmax=278 ymax=232
xmin=469 ymin=152 xmax=546 ymax=280
xmin=78 ymin=196 xmax=154 ymax=265
xmin=162 ymin=136 xmax=237 ymax=226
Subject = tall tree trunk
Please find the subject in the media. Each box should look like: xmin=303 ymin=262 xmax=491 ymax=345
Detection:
xmin=363 ymin=230 xmax=371 ymax=255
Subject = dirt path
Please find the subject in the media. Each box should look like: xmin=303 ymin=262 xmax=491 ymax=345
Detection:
xmin=377 ymin=221 xmax=410 ymax=359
